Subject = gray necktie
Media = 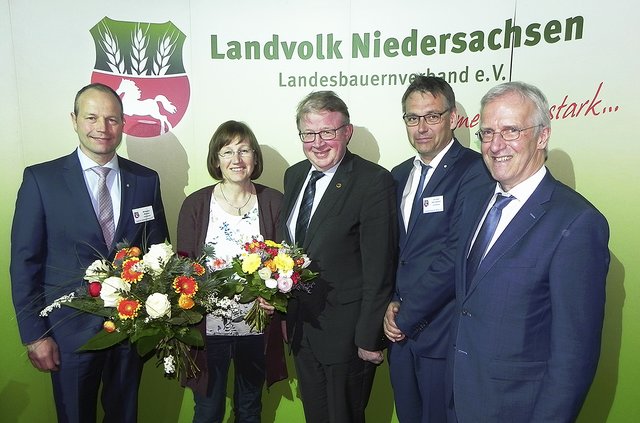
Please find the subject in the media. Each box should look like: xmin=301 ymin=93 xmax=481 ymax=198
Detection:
xmin=92 ymin=167 xmax=115 ymax=246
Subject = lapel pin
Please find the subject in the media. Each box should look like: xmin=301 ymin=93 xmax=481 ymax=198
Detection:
xmin=336 ymin=183 xmax=342 ymax=188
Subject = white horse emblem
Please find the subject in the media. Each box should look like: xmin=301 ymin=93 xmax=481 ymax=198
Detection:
xmin=116 ymin=79 xmax=177 ymax=135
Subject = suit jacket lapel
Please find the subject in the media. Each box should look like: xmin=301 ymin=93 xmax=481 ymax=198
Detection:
xmin=283 ymin=162 xmax=311 ymax=244
xmin=465 ymin=173 xmax=555 ymax=297
xmin=405 ymin=140 xmax=463 ymax=241
xmin=304 ymin=152 xmax=355 ymax=248
xmin=114 ymin=157 xmax=134 ymax=246
xmin=394 ymin=161 xmax=412 ymax=247
xmin=62 ymin=152 xmax=104 ymax=238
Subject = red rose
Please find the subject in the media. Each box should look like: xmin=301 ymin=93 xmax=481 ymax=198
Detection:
xmin=88 ymin=281 xmax=102 ymax=297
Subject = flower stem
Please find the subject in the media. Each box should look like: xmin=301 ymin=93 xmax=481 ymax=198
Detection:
xmin=244 ymin=301 xmax=270 ymax=333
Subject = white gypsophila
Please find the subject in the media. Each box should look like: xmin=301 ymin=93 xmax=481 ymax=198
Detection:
xmin=143 ymin=243 xmax=174 ymax=275
xmin=145 ymin=293 xmax=171 ymax=319
xmin=100 ymin=276 xmax=131 ymax=307
xmin=163 ymin=355 xmax=175 ymax=374
xmin=205 ymin=294 xmax=241 ymax=318
xmin=40 ymin=293 xmax=76 ymax=317
xmin=277 ymin=275 xmax=294 ymax=293
xmin=258 ymin=266 xmax=272 ymax=280
xmin=84 ymin=259 xmax=110 ymax=281
xmin=265 ymin=278 xmax=278 ymax=289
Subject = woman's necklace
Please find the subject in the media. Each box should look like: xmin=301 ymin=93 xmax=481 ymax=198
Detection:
xmin=219 ymin=183 xmax=253 ymax=216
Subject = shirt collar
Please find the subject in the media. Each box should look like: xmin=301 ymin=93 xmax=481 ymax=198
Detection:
xmin=77 ymin=147 xmax=120 ymax=172
xmin=412 ymin=138 xmax=454 ymax=169
xmin=495 ymin=165 xmax=547 ymax=203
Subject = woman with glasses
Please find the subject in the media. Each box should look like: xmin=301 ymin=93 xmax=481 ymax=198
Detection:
xmin=177 ymin=120 xmax=287 ymax=423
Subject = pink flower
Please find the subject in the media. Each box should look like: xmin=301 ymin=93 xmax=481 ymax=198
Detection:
xmin=277 ymin=275 xmax=293 ymax=293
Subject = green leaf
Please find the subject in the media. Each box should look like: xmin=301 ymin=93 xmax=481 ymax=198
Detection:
xmin=130 ymin=326 xmax=162 ymax=344
xmin=169 ymin=310 xmax=203 ymax=325
xmin=271 ymin=296 xmax=288 ymax=313
xmin=216 ymin=281 xmax=244 ymax=297
xmin=78 ymin=329 xmax=128 ymax=351
xmin=175 ymin=326 xmax=204 ymax=347
xmin=64 ymin=299 xmax=113 ymax=318
xmin=239 ymin=289 xmax=258 ymax=303
xmin=136 ymin=333 xmax=165 ymax=356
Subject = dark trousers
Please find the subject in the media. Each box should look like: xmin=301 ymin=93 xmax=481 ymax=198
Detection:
xmin=193 ymin=335 xmax=265 ymax=423
xmin=294 ymin=335 xmax=377 ymax=423
xmin=388 ymin=341 xmax=446 ymax=423
xmin=51 ymin=343 xmax=142 ymax=423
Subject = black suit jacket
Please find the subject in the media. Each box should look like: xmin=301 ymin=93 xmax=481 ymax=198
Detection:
xmin=281 ymin=150 xmax=398 ymax=364
xmin=11 ymin=151 xmax=169 ymax=352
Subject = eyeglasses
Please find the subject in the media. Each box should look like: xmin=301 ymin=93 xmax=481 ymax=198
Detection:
xmin=298 ymin=124 xmax=348 ymax=143
xmin=402 ymin=110 xmax=449 ymax=126
xmin=218 ymin=148 xmax=254 ymax=159
xmin=475 ymin=125 xmax=541 ymax=143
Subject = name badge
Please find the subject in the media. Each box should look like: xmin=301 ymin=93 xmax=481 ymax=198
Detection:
xmin=132 ymin=206 xmax=155 ymax=223
xmin=422 ymin=195 xmax=444 ymax=214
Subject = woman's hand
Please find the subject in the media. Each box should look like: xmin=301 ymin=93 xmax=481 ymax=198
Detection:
xmin=257 ymin=297 xmax=275 ymax=315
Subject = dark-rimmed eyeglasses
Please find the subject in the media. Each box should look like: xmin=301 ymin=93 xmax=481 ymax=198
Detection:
xmin=298 ymin=124 xmax=348 ymax=143
xmin=402 ymin=110 xmax=449 ymax=126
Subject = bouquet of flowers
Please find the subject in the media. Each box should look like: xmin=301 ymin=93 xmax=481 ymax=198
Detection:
xmin=225 ymin=238 xmax=317 ymax=332
xmin=41 ymin=242 xmax=238 ymax=379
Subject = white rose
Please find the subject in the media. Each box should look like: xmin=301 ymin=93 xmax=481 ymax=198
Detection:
xmin=277 ymin=275 xmax=293 ymax=293
xmin=84 ymin=259 xmax=110 ymax=281
xmin=258 ymin=267 xmax=272 ymax=280
xmin=145 ymin=293 xmax=172 ymax=319
xmin=265 ymin=278 xmax=278 ymax=289
xmin=100 ymin=277 xmax=130 ymax=307
xmin=143 ymin=243 xmax=174 ymax=275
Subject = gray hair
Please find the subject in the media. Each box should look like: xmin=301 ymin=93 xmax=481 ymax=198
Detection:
xmin=296 ymin=91 xmax=350 ymax=129
xmin=480 ymin=81 xmax=551 ymax=136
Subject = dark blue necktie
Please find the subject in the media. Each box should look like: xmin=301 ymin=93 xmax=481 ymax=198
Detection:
xmin=295 ymin=170 xmax=325 ymax=246
xmin=466 ymin=193 xmax=513 ymax=284
xmin=408 ymin=163 xmax=430 ymax=226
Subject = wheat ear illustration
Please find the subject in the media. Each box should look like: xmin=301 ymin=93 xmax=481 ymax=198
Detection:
xmin=153 ymin=30 xmax=178 ymax=76
xmin=99 ymin=23 xmax=126 ymax=74
xmin=130 ymin=23 xmax=150 ymax=76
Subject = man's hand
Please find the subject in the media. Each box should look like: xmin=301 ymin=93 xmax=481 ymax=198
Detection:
xmin=26 ymin=337 xmax=60 ymax=372
xmin=358 ymin=347 xmax=384 ymax=365
xmin=383 ymin=301 xmax=406 ymax=342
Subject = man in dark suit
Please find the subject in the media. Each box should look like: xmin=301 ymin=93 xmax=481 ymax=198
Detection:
xmin=282 ymin=90 xmax=397 ymax=423
xmin=383 ymin=76 xmax=492 ymax=422
xmin=10 ymin=83 xmax=169 ymax=423
xmin=446 ymin=81 xmax=610 ymax=422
